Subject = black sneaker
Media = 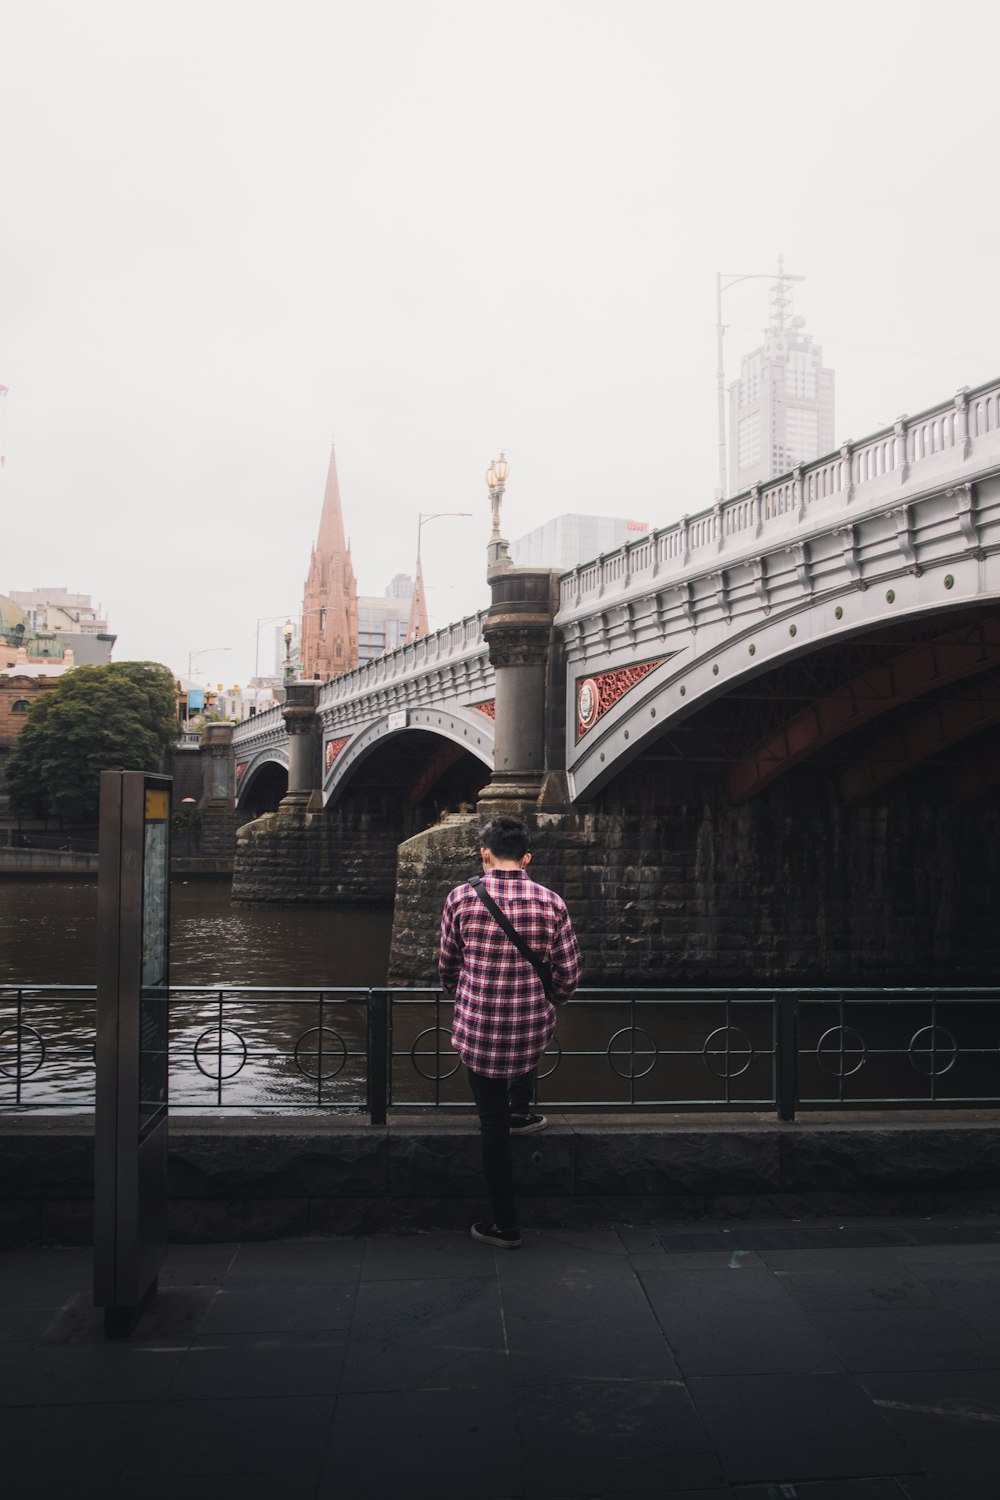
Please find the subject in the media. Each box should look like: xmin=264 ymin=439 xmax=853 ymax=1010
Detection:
xmin=509 ymin=1113 xmax=547 ymax=1135
xmin=471 ymin=1222 xmax=522 ymax=1249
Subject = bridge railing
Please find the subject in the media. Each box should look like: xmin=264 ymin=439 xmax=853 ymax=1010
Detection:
xmin=3 ymin=985 xmax=999 ymax=1123
xmin=316 ymin=610 xmax=489 ymax=712
xmin=559 ymin=374 xmax=1000 ymax=611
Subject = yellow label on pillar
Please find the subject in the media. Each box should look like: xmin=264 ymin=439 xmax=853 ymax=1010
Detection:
xmin=145 ymin=789 xmax=169 ymax=821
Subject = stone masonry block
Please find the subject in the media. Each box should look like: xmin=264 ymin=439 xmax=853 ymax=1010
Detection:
xmin=168 ymin=1125 xmax=388 ymax=1199
xmin=574 ymin=1128 xmax=781 ymax=1196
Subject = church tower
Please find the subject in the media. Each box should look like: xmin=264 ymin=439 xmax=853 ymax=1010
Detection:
xmin=300 ymin=445 xmax=359 ymax=681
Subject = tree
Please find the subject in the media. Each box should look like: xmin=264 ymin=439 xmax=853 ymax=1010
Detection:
xmin=5 ymin=661 xmax=179 ymax=824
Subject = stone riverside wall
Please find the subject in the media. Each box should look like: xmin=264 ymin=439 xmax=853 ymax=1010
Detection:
xmin=233 ymin=804 xmax=405 ymax=905
xmin=4 ymin=1114 xmax=1000 ymax=1246
xmin=389 ymin=763 xmax=1000 ymax=987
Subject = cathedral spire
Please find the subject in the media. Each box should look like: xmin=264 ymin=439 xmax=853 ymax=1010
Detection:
xmin=405 ymin=554 xmax=430 ymax=645
xmin=300 ymin=444 xmax=358 ymax=681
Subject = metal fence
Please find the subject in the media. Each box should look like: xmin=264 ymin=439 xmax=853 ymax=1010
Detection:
xmin=1 ymin=985 xmax=999 ymax=1122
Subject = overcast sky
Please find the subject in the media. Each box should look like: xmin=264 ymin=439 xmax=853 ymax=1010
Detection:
xmin=3 ymin=0 xmax=999 ymax=689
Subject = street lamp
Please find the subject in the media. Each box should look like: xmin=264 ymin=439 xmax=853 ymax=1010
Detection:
xmin=282 ymin=619 xmax=295 ymax=684
xmin=486 ymin=452 xmax=509 ymax=542
xmin=716 ymin=259 xmax=804 ymax=498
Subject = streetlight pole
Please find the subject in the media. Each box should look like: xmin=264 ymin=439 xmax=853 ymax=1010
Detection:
xmin=485 ymin=451 xmax=510 ymax=570
xmin=716 ymin=260 xmax=804 ymax=498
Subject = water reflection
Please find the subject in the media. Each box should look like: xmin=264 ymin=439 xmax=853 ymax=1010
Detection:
xmin=0 ymin=878 xmax=394 ymax=986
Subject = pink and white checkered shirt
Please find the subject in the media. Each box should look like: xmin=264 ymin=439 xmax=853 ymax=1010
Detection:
xmin=439 ymin=868 xmax=582 ymax=1079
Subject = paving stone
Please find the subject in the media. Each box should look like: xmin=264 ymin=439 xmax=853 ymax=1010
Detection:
xmin=114 ymin=1475 xmax=320 ymax=1500
xmin=774 ymin=1266 xmax=939 ymax=1313
xmin=860 ymin=1371 xmax=1000 ymax=1444
xmin=0 ymin=1246 xmax=92 ymax=1303
xmin=688 ymin=1373 xmax=918 ymax=1484
xmin=170 ymin=1330 xmax=348 ymax=1398
xmin=515 ymin=1378 xmax=725 ymax=1496
xmin=7 ymin=1338 xmax=189 ymax=1403
xmin=321 ymin=1386 xmax=523 ymax=1498
xmin=902 ymin=1441 xmax=1000 ymax=1500
xmin=159 ymin=1242 xmax=240 ymax=1286
xmin=759 ymin=1247 xmax=908 ymax=1272
xmin=39 ymin=1286 xmax=219 ymax=1345
xmin=735 ymin=1482 xmax=914 ymax=1500
xmin=226 ymin=1234 xmax=365 ymax=1281
xmin=907 ymin=1266 xmax=1000 ymax=1342
xmin=359 ymin=1228 xmax=500 ymax=1279
xmin=807 ymin=1308 xmax=997 ymax=1373
xmin=128 ymin=1394 xmax=334 ymax=1478
xmin=0 ymin=1400 xmax=158 ymax=1498
xmin=199 ymin=1281 xmax=356 ymax=1334
xmin=641 ymin=1266 xmax=842 ymax=1376
xmin=341 ymin=1275 xmax=508 ymax=1392
xmin=506 ymin=1312 xmax=682 ymax=1384
xmin=500 ymin=1262 xmax=654 ymax=1324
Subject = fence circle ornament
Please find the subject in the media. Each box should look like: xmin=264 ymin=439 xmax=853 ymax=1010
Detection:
xmin=293 ymin=1026 xmax=348 ymax=1081
xmin=607 ymin=1026 xmax=658 ymax=1079
xmin=194 ymin=1026 xmax=248 ymax=1080
xmin=536 ymin=1035 xmax=562 ymax=1081
xmin=578 ymin=679 xmax=599 ymax=731
xmin=702 ymin=1026 xmax=754 ymax=1079
xmin=816 ymin=1025 xmax=867 ymax=1077
xmin=410 ymin=1026 xmax=461 ymax=1081
xmin=0 ymin=1023 xmax=45 ymax=1079
xmin=908 ymin=1025 xmax=958 ymax=1076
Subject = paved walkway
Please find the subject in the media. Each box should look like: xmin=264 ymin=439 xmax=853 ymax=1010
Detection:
xmin=3 ymin=1216 xmax=1000 ymax=1499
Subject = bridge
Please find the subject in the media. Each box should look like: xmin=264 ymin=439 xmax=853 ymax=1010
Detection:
xmin=229 ymin=377 xmax=1000 ymax=992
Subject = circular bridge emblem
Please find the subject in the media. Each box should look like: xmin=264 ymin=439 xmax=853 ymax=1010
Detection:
xmin=578 ymin=679 xmax=600 ymax=733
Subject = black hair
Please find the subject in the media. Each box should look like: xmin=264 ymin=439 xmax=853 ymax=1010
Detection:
xmin=478 ymin=815 xmax=530 ymax=862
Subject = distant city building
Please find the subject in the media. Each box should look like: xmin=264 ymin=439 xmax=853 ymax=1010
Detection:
xmin=1 ymin=592 xmax=84 ymax=670
xmin=300 ymin=447 xmax=359 ymax=680
xmin=359 ymin=577 xmax=413 ymax=663
xmin=728 ymin=278 xmax=834 ymax=494
xmin=8 ymin=586 xmax=116 ymax=666
xmin=510 ymin=514 xmax=650 ymax=572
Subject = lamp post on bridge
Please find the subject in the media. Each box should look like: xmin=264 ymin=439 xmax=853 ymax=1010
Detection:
xmin=716 ymin=259 xmax=804 ymax=498
xmin=485 ymin=451 xmax=510 ymax=572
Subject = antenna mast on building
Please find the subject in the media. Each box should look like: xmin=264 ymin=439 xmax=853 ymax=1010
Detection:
xmin=769 ymin=253 xmax=795 ymax=334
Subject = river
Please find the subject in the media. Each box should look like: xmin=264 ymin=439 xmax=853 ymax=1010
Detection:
xmin=0 ymin=878 xmax=781 ymax=1112
xmin=0 ymin=878 xmax=394 ymax=987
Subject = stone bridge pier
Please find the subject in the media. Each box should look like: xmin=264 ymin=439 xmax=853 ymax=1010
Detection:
xmin=232 ymin=561 xmax=562 ymax=913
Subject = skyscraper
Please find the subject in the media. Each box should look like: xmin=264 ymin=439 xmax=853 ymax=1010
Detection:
xmin=300 ymin=446 xmax=359 ymax=680
xmin=728 ymin=273 xmax=834 ymax=495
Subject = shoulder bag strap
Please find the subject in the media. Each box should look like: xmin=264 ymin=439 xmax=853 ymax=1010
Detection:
xmin=469 ymin=877 xmax=552 ymax=997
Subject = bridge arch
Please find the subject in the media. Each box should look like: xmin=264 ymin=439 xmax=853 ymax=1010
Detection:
xmin=236 ymin=748 xmax=289 ymax=814
xmin=323 ymin=707 xmax=493 ymax=807
xmin=569 ymin=554 xmax=1000 ymax=803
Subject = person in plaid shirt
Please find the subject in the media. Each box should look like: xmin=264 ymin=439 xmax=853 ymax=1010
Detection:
xmin=439 ymin=815 xmax=581 ymax=1248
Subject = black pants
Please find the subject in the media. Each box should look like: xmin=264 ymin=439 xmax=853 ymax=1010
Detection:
xmin=466 ymin=1067 xmax=535 ymax=1229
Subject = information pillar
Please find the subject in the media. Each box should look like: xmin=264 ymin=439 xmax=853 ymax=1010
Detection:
xmin=94 ymin=771 xmax=171 ymax=1337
